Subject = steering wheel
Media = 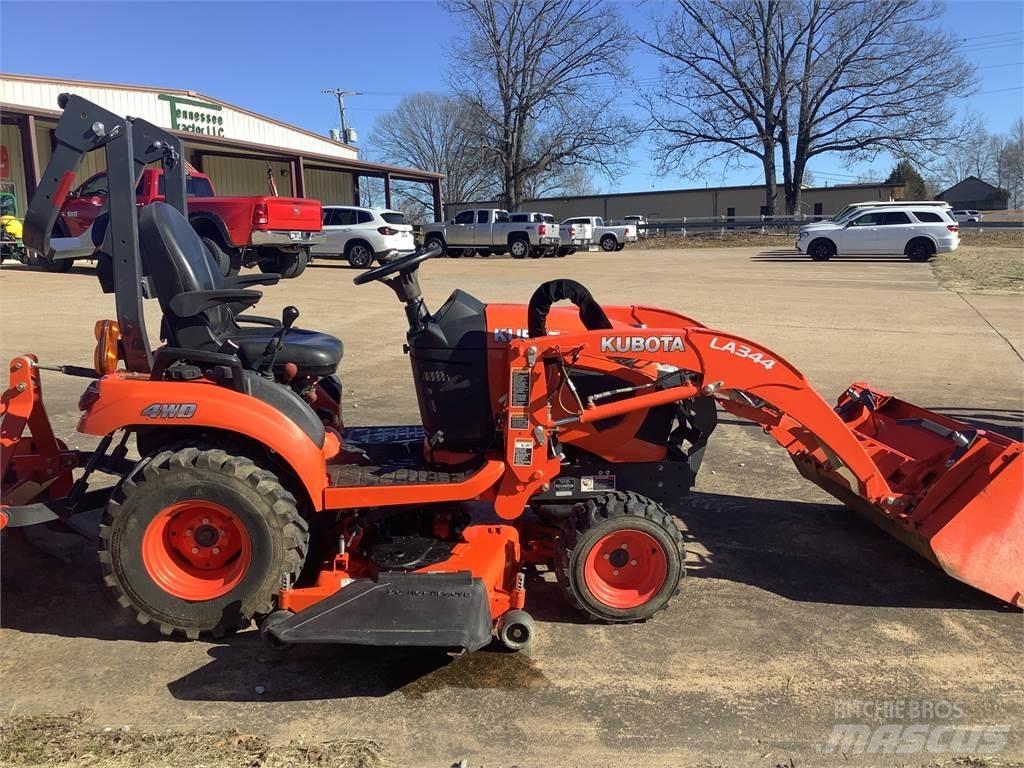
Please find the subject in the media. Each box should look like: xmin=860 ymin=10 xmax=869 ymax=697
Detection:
xmin=352 ymin=243 xmax=442 ymax=286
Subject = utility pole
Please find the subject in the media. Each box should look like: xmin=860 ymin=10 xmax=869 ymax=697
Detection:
xmin=321 ymin=88 xmax=361 ymax=146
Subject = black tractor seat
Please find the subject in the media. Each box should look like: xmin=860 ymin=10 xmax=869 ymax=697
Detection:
xmin=139 ymin=201 xmax=342 ymax=378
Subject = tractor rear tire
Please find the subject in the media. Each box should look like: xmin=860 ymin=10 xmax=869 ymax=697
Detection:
xmin=98 ymin=448 xmax=309 ymax=639
xmin=556 ymin=491 xmax=683 ymax=623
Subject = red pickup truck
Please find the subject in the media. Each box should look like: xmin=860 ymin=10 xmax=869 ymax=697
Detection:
xmin=56 ymin=168 xmax=324 ymax=277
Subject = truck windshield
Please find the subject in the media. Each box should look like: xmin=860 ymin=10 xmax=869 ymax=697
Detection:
xmin=156 ymin=175 xmax=215 ymax=197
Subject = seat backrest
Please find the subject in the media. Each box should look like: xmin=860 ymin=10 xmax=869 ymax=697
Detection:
xmin=139 ymin=201 xmax=232 ymax=348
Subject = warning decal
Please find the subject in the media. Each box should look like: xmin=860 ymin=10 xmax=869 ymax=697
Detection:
xmin=513 ymin=439 xmax=533 ymax=466
xmin=509 ymin=414 xmax=529 ymax=431
xmin=581 ymin=475 xmax=615 ymax=492
xmin=511 ymin=369 xmax=530 ymax=407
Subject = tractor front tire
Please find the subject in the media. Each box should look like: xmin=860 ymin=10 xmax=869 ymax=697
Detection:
xmin=557 ymin=491 xmax=684 ymax=623
xmin=99 ymin=448 xmax=309 ymax=639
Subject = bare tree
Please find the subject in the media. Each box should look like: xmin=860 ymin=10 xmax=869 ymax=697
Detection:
xmin=999 ymin=118 xmax=1024 ymax=208
xmin=643 ymin=0 xmax=789 ymax=213
xmin=646 ymin=0 xmax=977 ymax=215
xmin=444 ymin=0 xmax=636 ymax=210
xmin=368 ymin=93 xmax=496 ymax=210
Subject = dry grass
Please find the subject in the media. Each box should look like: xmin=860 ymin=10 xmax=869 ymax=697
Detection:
xmin=0 ymin=712 xmax=389 ymax=768
xmin=638 ymin=230 xmax=794 ymax=249
xmin=932 ymin=228 xmax=1024 ymax=293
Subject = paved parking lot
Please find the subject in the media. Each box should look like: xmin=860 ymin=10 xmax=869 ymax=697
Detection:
xmin=1 ymin=246 xmax=1022 ymax=767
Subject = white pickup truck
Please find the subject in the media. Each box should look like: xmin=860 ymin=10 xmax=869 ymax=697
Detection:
xmin=423 ymin=208 xmax=561 ymax=258
xmin=554 ymin=216 xmax=593 ymax=256
xmin=561 ymin=216 xmax=637 ymax=252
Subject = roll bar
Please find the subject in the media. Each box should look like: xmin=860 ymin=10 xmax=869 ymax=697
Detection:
xmin=23 ymin=94 xmax=189 ymax=374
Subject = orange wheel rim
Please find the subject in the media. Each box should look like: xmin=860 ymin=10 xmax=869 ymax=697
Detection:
xmin=141 ymin=500 xmax=252 ymax=601
xmin=583 ymin=529 xmax=668 ymax=609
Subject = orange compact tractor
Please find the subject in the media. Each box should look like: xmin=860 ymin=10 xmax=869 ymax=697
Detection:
xmin=2 ymin=96 xmax=1021 ymax=652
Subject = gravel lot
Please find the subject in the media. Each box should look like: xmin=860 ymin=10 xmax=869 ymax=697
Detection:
xmin=1 ymin=244 xmax=1021 ymax=768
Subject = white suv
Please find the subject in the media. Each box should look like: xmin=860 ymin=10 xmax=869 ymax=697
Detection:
xmin=952 ymin=209 xmax=983 ymax=223
xmin=312 ymin=206 xmax=415 ymax=268
xmin=795 ymin=205 xmax=960 ymax=262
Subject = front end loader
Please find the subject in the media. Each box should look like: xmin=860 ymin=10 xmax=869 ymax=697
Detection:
xmin=1 ymin=95 xmax=1020 ymax=656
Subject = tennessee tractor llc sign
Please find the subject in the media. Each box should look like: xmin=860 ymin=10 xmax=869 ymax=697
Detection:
xmin=158 ymin=94 xmax=226 ymax=137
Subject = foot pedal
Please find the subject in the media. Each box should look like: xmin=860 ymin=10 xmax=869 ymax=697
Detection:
xmin=268 ymin=571 xmax=493 ymax=650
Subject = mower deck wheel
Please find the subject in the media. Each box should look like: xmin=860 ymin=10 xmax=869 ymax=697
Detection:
xmin=496 ymin=609 xmax=535 ymax=651
xmin=99 ymin=447 xmax=309 ymax=639
xmin=557 ymin=491 xmax=684 ymax=622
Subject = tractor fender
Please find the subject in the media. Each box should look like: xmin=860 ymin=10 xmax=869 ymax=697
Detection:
xmin=77 ymin=374 xmax=328 ymax=508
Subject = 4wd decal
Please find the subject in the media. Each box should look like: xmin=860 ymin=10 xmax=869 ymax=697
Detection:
xmin=141 ymin=403 xmax=197 ymax=419
xmin=600 ymin=335 xmax=684 ymax=354
xmin=708 ymin=337 xmax=776 ymax=370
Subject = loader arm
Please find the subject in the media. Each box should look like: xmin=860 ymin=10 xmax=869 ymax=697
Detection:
xmin=508 ymin=323 xmax=1023 ymax=606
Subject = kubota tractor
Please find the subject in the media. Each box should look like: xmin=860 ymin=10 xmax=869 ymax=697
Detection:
xmin=2 ymin=96 xmax=1021 ymax=653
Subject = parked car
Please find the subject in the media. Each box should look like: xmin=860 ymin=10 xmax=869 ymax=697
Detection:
xmin=55 ymin=168 xmax=323 ymax=277
xmin=952 ymin=209 xmax=983 ymax=223
xmin=423 ymin=208 xmax=560 ymax=258
xmin=561 ymin=216 xmax=637 ymax=252
xmin=557 ymin=218 xmax=593 ymax=256
xmin=312 ymin=206 xmax=415 ymax=267
xmin=623 ymin=214 xmax=649 ymax=238
xmin=795 ymin=205 xmax=959 ymax=261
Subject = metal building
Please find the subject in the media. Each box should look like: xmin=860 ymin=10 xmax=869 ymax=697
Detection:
xmin=448 ymin=181 xmax=905 ymax=222
xmin=0 ymin=73 xmax=442 ymax=218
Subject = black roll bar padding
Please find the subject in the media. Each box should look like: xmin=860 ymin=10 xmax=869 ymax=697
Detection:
xmin=527 ymin=279 xmax=613 ymax=338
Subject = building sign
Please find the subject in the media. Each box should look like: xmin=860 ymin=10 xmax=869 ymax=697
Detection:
xmin=158 ymin=94 xmax=225 ymax=137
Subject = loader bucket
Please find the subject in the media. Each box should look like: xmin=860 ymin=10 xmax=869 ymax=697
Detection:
xmin=802 ymin=383 xmax=1023 ymax=607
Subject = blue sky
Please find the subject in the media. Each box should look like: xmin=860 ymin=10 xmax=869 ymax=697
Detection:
xmin=1 ymin=0 xmax=1021 ymax=193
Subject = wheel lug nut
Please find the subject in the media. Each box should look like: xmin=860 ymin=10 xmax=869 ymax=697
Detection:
xmin=630 ymin=559 xmax=637 ymax=566
xmin=612 ymin=569 xmax=620 ymax=576
xmin=212 ymin=547 xmax=220 ymax=555
xmin=191 ymin=547 xmax=199 ymax=554
xmin=185 ymin=529 xmax=192 ymax=537
xmin=603 ymin=553 xmax=610 ymax=560
xmin=202 ymin=518 xmax=210 ymax=524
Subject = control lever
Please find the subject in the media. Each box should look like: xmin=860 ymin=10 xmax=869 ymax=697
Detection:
xmin=258 ymin=305 xmax=299 ymax=376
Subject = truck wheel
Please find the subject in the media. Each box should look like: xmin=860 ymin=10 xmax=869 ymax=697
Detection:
xmin=99 ymin=448 xmax=309 ymax=639
xmin=509 ymin=237 xmax=529 ymax=259
xmin=200 ymin=237 xmax=232 ymax=277
xmin=808 ymin=238 xmax=835 ymax=261
xmin=614 ymin=243 xmax=625 ymax=252
xmin=260 ymin=249 xmax=308 ymax=278
xmin=528 ymin=246 xmax=544 ymax=259
xmin=425 ymin=236 xmax=447 ymax=257
xmin=599 ymin=234 xmax=617 ymax=252
xmin=448 ymin=249 xmax=464 ymax=259
xmin=905 ymin=238 xmax=935 ymax=262
xmin=345 ymin=241 xmax=374 ymax=269
xmin=557 ymin=491 xmax=683 ymax=623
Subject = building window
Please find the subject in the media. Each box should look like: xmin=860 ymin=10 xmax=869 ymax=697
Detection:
xmin=813 ymin=202 xmax=823 ymax=220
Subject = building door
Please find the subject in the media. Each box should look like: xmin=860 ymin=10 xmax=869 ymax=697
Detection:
xmin=726 ymin=207 xmax=735 ymax=230
xmin=814 ymin=202 xmax=823 ymax=220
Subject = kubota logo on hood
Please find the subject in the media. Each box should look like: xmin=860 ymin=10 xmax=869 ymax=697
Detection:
xmin=600 ymin=335 xmax=684 ymax=353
